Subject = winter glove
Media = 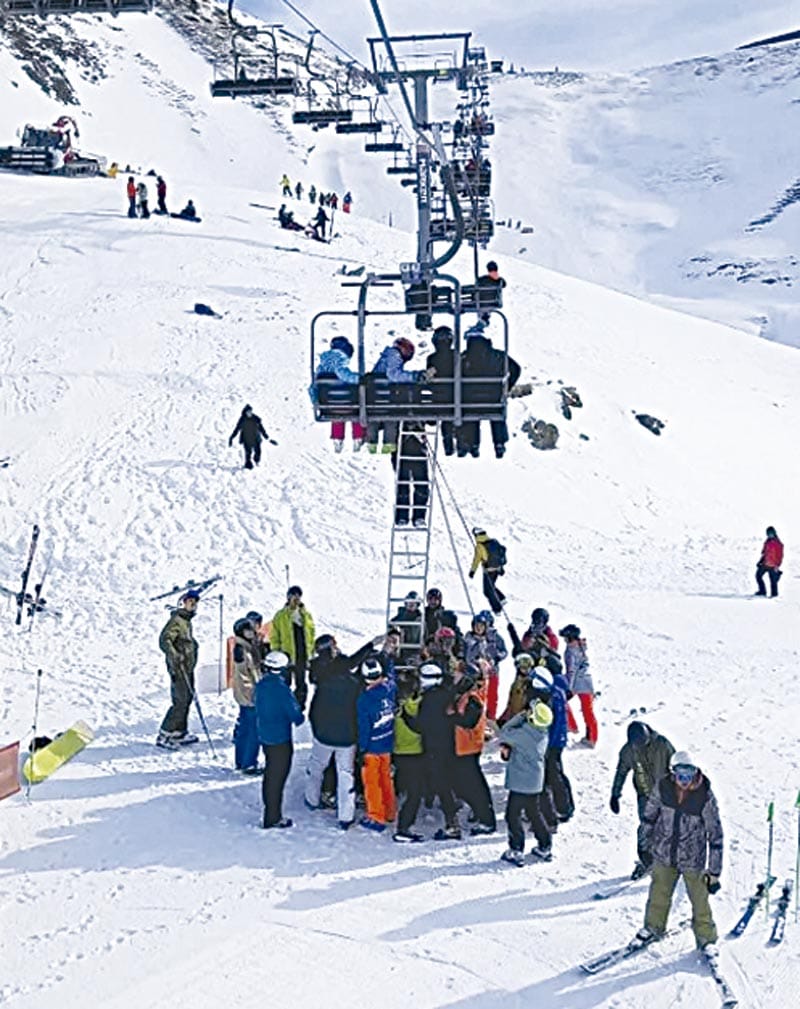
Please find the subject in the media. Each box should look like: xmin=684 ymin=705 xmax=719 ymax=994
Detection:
xmin=704 ymin=873 xmax=721 ymax=895
xmin=499 ymin=744 xmax=511 ymax=762
xmin=468 ymin=570 xmax=475 ymax=579
xmin=609 ymin=795 xmax=621 ymax=815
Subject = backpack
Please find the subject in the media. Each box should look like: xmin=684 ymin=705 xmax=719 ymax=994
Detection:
xmin=485 ymin=538 xmax=507 ymax=569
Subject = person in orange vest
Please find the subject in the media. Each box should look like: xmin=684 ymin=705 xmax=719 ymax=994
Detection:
xmin=451 ymin=662 xmax=496 ymax=834
xmin=126 ymin=176 xmax=137 ymax=218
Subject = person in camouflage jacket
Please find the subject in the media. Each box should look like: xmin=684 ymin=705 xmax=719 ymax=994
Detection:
xmin=157 ymin=590 xmax=200 ymax=747
xmin=639 ymin=752 xmax=723 ymax=949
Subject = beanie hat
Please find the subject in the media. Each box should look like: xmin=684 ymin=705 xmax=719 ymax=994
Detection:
xmin=287 ymin=585 xmax=303 ymax=599
xmin=331 ymin=336 xmax=354 ymax=357
xmin=182 ymin=589 xmax=200 ymax=602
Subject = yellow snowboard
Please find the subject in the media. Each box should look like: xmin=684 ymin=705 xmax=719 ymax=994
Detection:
xmin=22 ymin=721 xmax=94 ymax=784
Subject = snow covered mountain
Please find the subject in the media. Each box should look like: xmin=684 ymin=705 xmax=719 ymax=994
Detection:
xmin=1 ymin=7 xmax=799 ymax=1009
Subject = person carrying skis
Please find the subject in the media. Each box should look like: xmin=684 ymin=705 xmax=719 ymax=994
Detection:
xmin=610 ymin=721 xmax=676 ymax=879
xmin=228 ymin=404 xmax=270 ymax=470
xmin=280 ymin=173 xmax=292 ymax=197
xmin=126 ymin=175 xmax=137 ymax=218
xmin=312 ymin=336 xmax=366 ymax=452
xmin=269 ymin=585 xmax=315 ymax=710
xmin=231 ymin=617 xmax=262 ymax=773
xmin=156 ymin=175 xmax=168 ymax=215
xmin=560 ymin=623 xmax=597 ymax=748
xmin=254 ymin=650 xmax=304 ymax=828
xmin=637 ymin=751 xmax=723 ymax=952
xmin=468 ymin=528 xmax=507 ymax=614
xmin=497 ymin=670 xmax=554 ymax=865
xmin=304 ymin=632 xmax=379 ymax=829
xmin=755 ymin=525 xmax=783 ymax=598
xmin=357 ymin=657 xmax=397 ymax=832
xmin=156 ymin=589 xmax=200 ymax=749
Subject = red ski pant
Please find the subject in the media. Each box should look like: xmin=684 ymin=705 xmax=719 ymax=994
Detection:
xmin=568 ymin=693 xmax=598 ymax=743
xmin=486 ymin=671 xmax=499 ymax=722
xmin=330 ymin=421 xmax=366 ymax=441
xmin=361 ymin=752 xmax=396 ymax=824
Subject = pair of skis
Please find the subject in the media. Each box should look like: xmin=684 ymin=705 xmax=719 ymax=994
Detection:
xmin=580 ymin=918 xmax=737 ymax=1007
xmin=729 ymin=874 xmax=792 ymax=943
xmin=149 ymin=574 xmax=221 ymax=602
xmin=9 ymin=524 xmax=54 ymax=630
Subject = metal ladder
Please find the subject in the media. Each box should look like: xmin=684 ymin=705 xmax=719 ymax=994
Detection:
xmin=385 ymin=421 xmax=439 ymax=671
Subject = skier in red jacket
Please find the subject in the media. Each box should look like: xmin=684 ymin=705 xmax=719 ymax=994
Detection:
xmin=756 ymin=526 xmax=783 ymax=598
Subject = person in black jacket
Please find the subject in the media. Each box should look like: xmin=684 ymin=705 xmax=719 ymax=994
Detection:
xmin=457 ymin=322 xmax=520 ymax=459
xmin=228 ymin=404 xmax=270 ymax=469
xmin=304 ymin=632 xmax=380 ymax=828
xmin=426 ymin=326 xmax=456 ymax=455
xmin=392 ymin=423 xmax=430 ymax=527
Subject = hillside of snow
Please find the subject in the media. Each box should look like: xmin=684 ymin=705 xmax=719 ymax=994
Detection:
xmin=2 ymin=9 xmax=800 ymax=1009
xmin=490 ymin=40 xmax=800 ymax=347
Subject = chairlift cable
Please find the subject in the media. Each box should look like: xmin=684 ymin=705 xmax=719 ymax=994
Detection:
xmin=428 ymin=442 xmax=476 ymax=619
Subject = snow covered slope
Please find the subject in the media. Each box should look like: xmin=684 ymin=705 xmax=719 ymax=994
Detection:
xmin=1 ymin=10 xmax=800 ymax=1009
xmin=490 ymin=40 xmax=800 ymax=346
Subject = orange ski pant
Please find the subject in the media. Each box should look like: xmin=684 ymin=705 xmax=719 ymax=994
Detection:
xmin=361 ymin=752 xmax=396 ymax=824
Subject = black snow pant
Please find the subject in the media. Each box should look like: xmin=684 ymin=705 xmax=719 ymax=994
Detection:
xmin=755 ymin=563 xmax=780 ymax=597
xmin=139 ymin=200 xmax=150 ymax=219
xmin=427 ymin=752 xmax=459 ymax=827
xmin=490 ymin=419 xmax=508 ymax=453
xmin=440 ymin=421 xmax=455 ymax=456
xmin=544 ymin=746 xmax=574 ymax=821
xmin=394 ymin=457 xmax=429 ymax=525
xmin=243 ymin=440 xmax=262 ymax=469
xmin=395 ymin=753 xmax=426 ymax=833
xmin=456 ymin=420 xmax=480 ymax=457
xmin=158 ymin=196 xmax=168 ymax=214
xmin=506 ymin=791 xmax=552 ymax=852
xmin=454 ymin=753 xmax=496 ymax=828
xmin=128 ymin=196 xmax=137 ymax=218
xmin=483 ymin=570 xmax=506 ymax=614
xmin=159 ymin=663 xmax=194 ymax=735
xmin=262 ymin=741 xmax=293 ymax=826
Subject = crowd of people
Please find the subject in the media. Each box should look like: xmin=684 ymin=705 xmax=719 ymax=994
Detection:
xmin=279 ymin=174 xmax=352 ymax=214
xmin=124 ymin=172 xmax=197 ymax=221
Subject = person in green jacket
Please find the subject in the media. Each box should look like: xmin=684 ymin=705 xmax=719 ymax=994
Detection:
xmin=392 ymin=668 xmax=425 ymax=844
xmin=610 ymin=721 xmax=676 ymax=878
xmin=269 ymin=585 xmax=315 ymax=710
xmin=156 ymin=590 xmax=200 ymax=749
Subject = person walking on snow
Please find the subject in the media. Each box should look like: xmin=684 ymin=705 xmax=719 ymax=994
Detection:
xmin=254 ymin=651 xmax=304 ymax=828
xmin=228 ymin=404 xmax=271 ymax=470
xmin=156 ymin=590 xmax=200 ymax=749
xmin=468 ymin=528 xmax=507 ymax=614
xmin=637 ymin=751 xmax=723 ymax=952
xmin=559 ymin=624 xmax=597 ymax=747
xmin=610 ymin=720 xmax=675 ymax=879
xmin=269 ymin=586 xmax=315 ymax=710
xmin=357 ymin=657 xmax=397 ymax=832
xmin=497 ymin=676 xmax=555 ymax=865
xmin=126 ymin=175 xmax=137 ymax=218
xmin=280 ymin=173 xmax=292 ymax=197
xmin=309 ymin=184 xmax=317 ymax=204
xmin=295 ymin=181 xmax=303 ymax=200
xmin=136 ymin=180 xmax=150 ymax=219
xmin=755 ymin=525 xmax=783 ymax=597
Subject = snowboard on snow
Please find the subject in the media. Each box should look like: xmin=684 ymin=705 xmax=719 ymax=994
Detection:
xmin=22 ymin=721 xmax=94 ymax=784
xmin=170 ymin=213 xmax=202 ymax=223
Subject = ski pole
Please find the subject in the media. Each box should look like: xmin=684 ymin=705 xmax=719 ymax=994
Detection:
xmin=217 ymin=593 xmax=224 ymax=696
xmin=766 ymin=800 xmax=775 ymax=918
xmin=284 ymin=564 xmax=290 ymax=589
xmin=26 ymin=669 xmax=43 ymax=800
xmin=180 ymin=666 xmax=216 ymax=759
xmin=795 ymin=790 xmax=800 ymax=923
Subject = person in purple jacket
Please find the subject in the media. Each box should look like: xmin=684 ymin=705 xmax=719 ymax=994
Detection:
xmin=254 ymin=650 xmax=304 ymax=828
xmin=356 ymin=657 xmax=397 ymax=832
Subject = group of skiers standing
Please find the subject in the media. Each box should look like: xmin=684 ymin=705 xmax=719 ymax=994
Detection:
xmin=125 ymin=173 xmax=196 ymax=221
xmin=279 ymin=174 xmax=352 ymax=214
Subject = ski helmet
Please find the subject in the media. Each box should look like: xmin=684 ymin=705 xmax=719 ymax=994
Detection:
xmin=360 ymin=657 xmax=384 ymax=682
xmin=475 ymin=609 xmax=494 ymax=627
xmin=314 ymin=633 xmax=337 ymax=653
xmin=426 ymin=587 xmax=443 ymax=604
xmin=233 ymin=618 xmax=254 ymax=637
xmin=670 ymin=751 xmax=699 ymax=780
xmin=528 ymin=667 xmax=553 ymax=694
xmin=404 ymin=591 xmax=421 ymax=607
xmin=472 ymin=527 xmax=486 ymax=537
xmin=514 ymin=653 xmax=535 ymax=670
xmin=627 ymin=721 xmax=650 ymax=748
xmin=527 ymin=699 xmax=553 ymax=729
xmin=434 ymin=626 xmax=456 ymax=641
xmin=263 ymin=650 xmax=290 ymax=672
xmin=559 ymin=624 xmax=581 ymax=640
xmin=331 ymin=335 xmax=354 ymax=357
xmin=394 ymin=337 xmax=415 ymax=361
xmin=432 ymin=326 xmax=453 ymax=346
xmin=419 ymin=663 xmax=443 ymax=690
xmin=530 ymin=607 xmax=549 ymax=629
xmin=245 ymin=610 xmax=263 ymax=626
xmin=287 ymin=585 xmax=303 ymax=599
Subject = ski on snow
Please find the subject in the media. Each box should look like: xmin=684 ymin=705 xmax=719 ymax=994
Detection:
xmin=701 ymin=946 xmax=738 ymax=1007
xmin=27 ymin=547 xmax=53 ymax=632
xmin=769 ymin=878 xmax=793 ymax=945
xmin=728 ymin=875 xmax=777 ymax=937
xmin=579 ymin=918 xmax=691 ymax=974
xmin=14 ymin=524 xmax=40 ymax=625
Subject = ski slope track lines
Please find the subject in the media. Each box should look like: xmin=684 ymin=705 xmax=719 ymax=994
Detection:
xmin=1 ymin=9 xmax=800 ymax=1009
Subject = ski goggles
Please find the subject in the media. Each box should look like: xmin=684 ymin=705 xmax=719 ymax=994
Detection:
xmin=672 ymin=765 xmax=697 ymax=785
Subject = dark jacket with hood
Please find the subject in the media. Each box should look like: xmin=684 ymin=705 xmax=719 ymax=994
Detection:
xmin=612 ymin=726 xmax=675 ymax=800
xmin=641 ymin=772 xmax=723 ymax=875
xmin=229 ymin=407 xmax=268 ymax=447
